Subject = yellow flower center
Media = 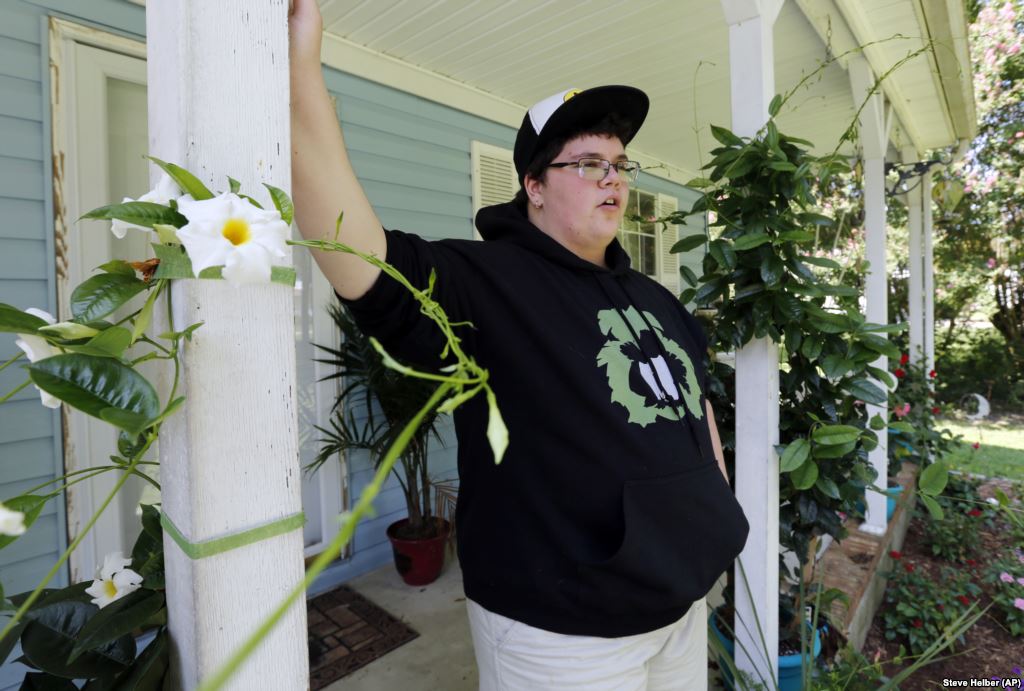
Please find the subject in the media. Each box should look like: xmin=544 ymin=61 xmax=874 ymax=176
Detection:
xmin=104 ymin=580 xmax=118 ymax=598
xmin=221 ymin=218 xmax=251 ymax=246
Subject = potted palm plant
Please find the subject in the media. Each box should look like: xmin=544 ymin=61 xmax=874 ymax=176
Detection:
xmin=310 ymin=301 xmax=450 ymax=585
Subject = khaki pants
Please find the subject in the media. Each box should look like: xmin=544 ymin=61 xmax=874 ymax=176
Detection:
xmin=466 ymin=597 xmax=708 ymax=691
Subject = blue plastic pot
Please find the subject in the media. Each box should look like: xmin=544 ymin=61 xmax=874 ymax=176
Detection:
xmin=709 ymin=607 xmax=822 ymax=691
xmin=885 ymin=485 xmax=904 ymax=520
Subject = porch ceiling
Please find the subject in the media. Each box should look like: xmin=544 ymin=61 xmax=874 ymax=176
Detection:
xmin=316 ymin=0 xmax=975 ymax=179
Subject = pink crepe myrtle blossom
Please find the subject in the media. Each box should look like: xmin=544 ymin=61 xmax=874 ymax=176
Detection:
xmin=1015 ymin=598 xmax=1024 ymax=611
xmin=1001 ymin=571 xmax=1016 ymax=583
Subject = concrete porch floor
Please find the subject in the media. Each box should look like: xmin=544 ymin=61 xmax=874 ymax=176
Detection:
xmin=324 ymin=558 xmax=477 ymax=691
xmin=323 ymin=557 xmax=727 ymax=691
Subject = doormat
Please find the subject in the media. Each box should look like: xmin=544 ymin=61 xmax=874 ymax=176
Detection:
xmin=307 ymin=584 xmax=420 ymax=689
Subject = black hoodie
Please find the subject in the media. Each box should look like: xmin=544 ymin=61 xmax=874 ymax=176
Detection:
xmin=344 ymin=201 xmax=749 ymax=637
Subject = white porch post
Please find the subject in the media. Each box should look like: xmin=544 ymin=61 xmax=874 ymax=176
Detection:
xmin=923 ymin=171 xmax=936 ymax=377
xmin=722 ymin=1 xmax=783 ymax=686
xmin=148 ymin=3 xmax=308 ymax=690
xmin=849 ymin=57 xmax=889 ymax=536
xmin=903 ymin=148 xmax=924 ymax=366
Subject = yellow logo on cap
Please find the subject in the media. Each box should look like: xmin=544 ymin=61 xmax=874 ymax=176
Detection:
xmin=564 ymin=89 xmax=581 ymax=102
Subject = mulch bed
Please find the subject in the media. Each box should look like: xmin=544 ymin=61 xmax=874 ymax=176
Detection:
xmin=306 ymin=585 xmax=419 ymax=689
xmin=861 ymin=478 xmax=1024 ymax=688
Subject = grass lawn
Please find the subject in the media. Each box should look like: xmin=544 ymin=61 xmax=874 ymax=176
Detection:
xmin=937 ymin=413 xmax=1024 ymax=480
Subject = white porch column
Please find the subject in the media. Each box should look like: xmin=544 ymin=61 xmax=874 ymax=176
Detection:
xmin=903 ymin=147 xmax=924 ymax=366
xmin=722 ymin=1 xmax=783 ymax=686
xmin=923 ymin=171 xmax=936 ymax=377
xmin=148 ymin=3 xmax=308 ymax=690
xmin=849 ymin=56 xmax=889 ymax=536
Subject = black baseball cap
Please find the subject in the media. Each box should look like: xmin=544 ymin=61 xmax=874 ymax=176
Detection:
xmin=513 ymin=85 xmax=649 ymax=184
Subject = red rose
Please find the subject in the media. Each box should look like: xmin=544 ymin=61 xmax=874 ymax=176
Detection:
xmin=968 ymin=508 xmax=983 ymax=517
xmin=973 ymin=442 xmax=981 ymax=450
xmin=957 ymin=595 xmax=970 ymax=605
xmin=900 ymin=353 xmax=909 ymax=365
xmin=889 ymin=550 xmax=902 ymax=559
xmin=931 ymin=406 xmax=941 ymax=414
xmin=912 ymin=618 xmax=924 ymax=628
xmin=904 ymin=563 xmax=916 ymax=573
xmin=929 ymin=369 xmax=937 ymax=378
xmin=895 ymin=368 xmax=906 ymax=379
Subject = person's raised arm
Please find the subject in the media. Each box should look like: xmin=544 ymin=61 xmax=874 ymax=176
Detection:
xmin=289 ymin=0 xmax=385 ymax=300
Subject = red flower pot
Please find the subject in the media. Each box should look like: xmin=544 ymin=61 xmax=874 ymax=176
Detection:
xmin=386 ymin=518 xmax=450 ymax=586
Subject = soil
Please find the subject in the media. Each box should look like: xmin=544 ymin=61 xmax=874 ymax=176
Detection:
xmin=859 ymin=478 xmax=1024 ymax=688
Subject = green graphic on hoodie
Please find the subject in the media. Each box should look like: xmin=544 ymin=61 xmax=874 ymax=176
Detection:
xmin=596 ymin=306 xmax=703 ymax=427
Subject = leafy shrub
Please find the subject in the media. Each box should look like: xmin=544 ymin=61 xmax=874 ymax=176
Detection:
xmin=981 ymin=549 xmax=1024 ymax=637
xmin=918 ymin=502 xmax=986 ymax=562
xmin=935 ymin=328 xmax=1022 ymax=411
xmin=881 ymin=555 xmax=982 ymax=655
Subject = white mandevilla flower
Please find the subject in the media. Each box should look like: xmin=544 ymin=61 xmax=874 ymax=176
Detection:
xmin=0 ymin=501 xmax=26 ymax=536
xmin=176 ymin=192 xmax=288 ymax=284
xmin=85 ymin=552 xmax=143 ymax=608
xmin=111 ymin=173 xmax=183 ymax=239
xmin=14 ymin=308 xmax=61 ymax=409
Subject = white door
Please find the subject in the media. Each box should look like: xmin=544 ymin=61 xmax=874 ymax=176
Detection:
xmin=58 ymin=36 xmax=346 ymax=582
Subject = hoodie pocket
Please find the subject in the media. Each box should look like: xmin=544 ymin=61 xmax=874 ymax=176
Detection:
xmin=573 ymin=461 xmax=749 ymax=616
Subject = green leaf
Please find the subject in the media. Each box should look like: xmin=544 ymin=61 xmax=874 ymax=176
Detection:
xmin=727 ymin=153 xmax=759 ymax=178
xmin=866 ymin=366 xmax=896 ymax=388
xmin=132 ymin=286 xmax=161 ymax=344
xmin=918 ymin=461 xmax=949 ymax=496
xmin=889 ymin=421 xmax=915 ymax=434
xmin=70 ymin=590 xmax=164 ymax=664
xmin=671 ymin=233 xmax=707 ymax=253
xmin=869 ymin=414 xmax=887 ymax=431
xmin=146 ymin=156 xmax=213 ymax=201
xmin=709 ymin=240 xmax=737 ymax=270
xmin=111 ymin=629 xmax=168 ymax=691
xmin=798 ymin=212 xmax=835 ymax=227
xmin=767 ymin=160 xmax=797 ymax=172
xmin=734 ymin=283 xmax=765 ymax=301
xmin=819 ymin=284 xmax=860 ymax=297
xmin=859 ymin=322 xmax=908 ymax=334
xmin=151 ymin=244 xmax=195 ymax=280
xmin=808 ymin=318 xmax=848 ymax=334
xmin=787 ymin=282 xmax=824 ymax=298
xmin=228 ymin=176 xmax=241 ymax=194
xmin=789 ymin=459 xmax=818 ymax=490
xmin=62 ymin=328 xmax=133 ymax=359
xmin=678 ymin=288 xmax=696 ymax=304
xmin=21 ymin=601 xmax=134 ymax=679
xmin=70 ymin=274 xmax=147 ymax=323
xmin=799 ymin=255 xmax=842 ymax=270
xmin=0 ymin=303 xmax=49 ymax=334
xmin=820 ymin=354 xmax=855 ymax=379
xmin=777 ymin=230 xmax=816 ymax=243
xmin=919 ymin=493 xmax=944 ymax=521
xmin=262 ymin=184 xmax=294 ymax=225
xmin=679 ymin=265 xmax=698 ymax=288
xmin=774 ymin=292 xmax=803 ymax=321
xmin=858 ymin=333 xmax=900 ymax=359
xmin=28 ymin=354 xmax=159 ymax=437
xmin=0 ymin=495 xmax=48 ymax=550
xmin=80 ymin=202 xmax=186 ymax=229
xmin=814 ymin=440 xmax=857 ymax=458
xmin=0 ymin=620 xmax=25 ymax=666
xmin=779 ymin=438 xmax=810 ymax=472
xmin=152 ymin=224 xmax=180 ymax=245
xmin=800 ymin=337 xmax=823 ymax=360
xmin=685 ymin=177 xmax=714 ymax=189
xmin=710 ymin=125 xmax=744 ymax=147
xmin=768 ymin=94 xmax=783 ymax=117
xmin=97 ymin=260 xmax=136 ymax=277
xmin=812 ymin=424 xmax=861 ymax=446
xmin=38 ymin=322 xmax=100 ymax=340
xmin=733 ymin=232 xmax=771 ymax=251
xmin=759 ymin=255 xmax=785 ymax=286
xmin=842 ymin=378 xmax=887 ymax=405
xmin=814 ymin=475 xmax=841 ymax=499
xmin=694 ymin=279 xmax=727 ymax=306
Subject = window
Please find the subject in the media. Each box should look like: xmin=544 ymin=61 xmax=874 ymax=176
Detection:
xmin=618 ymin=190 xmax=681 ymax=295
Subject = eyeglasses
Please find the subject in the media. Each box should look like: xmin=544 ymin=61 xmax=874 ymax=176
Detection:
xmin=546 ymin=157 xmax=641 ymax=183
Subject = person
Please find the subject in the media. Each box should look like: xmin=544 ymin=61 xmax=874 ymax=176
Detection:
xmin=289 ymin=2 xmax=749 ymax=689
